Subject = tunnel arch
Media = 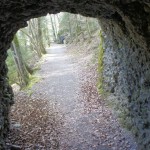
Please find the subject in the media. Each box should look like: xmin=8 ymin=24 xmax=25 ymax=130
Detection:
xmin=0 ymin=1 xmax=150 ymax=149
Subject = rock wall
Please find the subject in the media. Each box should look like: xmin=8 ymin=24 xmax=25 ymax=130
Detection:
xmin=99 ymin=4 xmax=150 ymax=149
xmin=0 ymin=0 xmax=149 ymax=149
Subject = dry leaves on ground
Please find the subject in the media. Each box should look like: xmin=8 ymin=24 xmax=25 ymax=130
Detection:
xmin=8 ymin=92 xmax=63 ymax=150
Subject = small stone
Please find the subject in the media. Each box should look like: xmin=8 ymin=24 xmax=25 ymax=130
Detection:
xmin=10 ymin=123 xmax=21 ymax=129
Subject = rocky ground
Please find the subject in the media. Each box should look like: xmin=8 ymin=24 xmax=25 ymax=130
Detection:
xmin=8 ymin=44 xmax=137 ymax=150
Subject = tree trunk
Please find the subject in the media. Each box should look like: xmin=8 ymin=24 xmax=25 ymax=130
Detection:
xmin=68 ymin=13 xmax=72 ymax=42
xmin=78 ymin=15 xmax=84 ymax=39
xmin=86 ymin=17 xmax=92 ymax=38
xmin=11 ymin=35 xmax=30 ymax=87
xmin=37 ymin=17 xmax=47 ymax=54
xmin=56 ymin=14 xmax=60 ymax=24
xmin=50 ymin=15 xmax=57 ymax=42
xmin=53 ymin=15 xmax=58 ymax=38
xmin=45 ymin=18 xmax=51 ymax=46
xmin=28 ymin=20 xmax=42 ymax=57
xmin=75 ymin=14 xmax=79 ymax=43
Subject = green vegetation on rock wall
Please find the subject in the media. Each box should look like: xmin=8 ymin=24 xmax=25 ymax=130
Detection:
xmin=97 ymin=31 xmax=104 ymax=94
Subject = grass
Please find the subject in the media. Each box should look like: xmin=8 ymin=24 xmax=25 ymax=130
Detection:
xmin=21 ymin=70 xmax=41 ymax=97
xmin=24 ymin=76 xmax=41 ymax=89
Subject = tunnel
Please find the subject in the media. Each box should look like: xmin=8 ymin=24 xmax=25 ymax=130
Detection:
xmin=0 ymin=0 xmax=150 ymax=149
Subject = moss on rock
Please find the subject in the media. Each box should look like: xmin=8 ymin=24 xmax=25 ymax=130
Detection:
xmin=97 ymin=31 xmax=104 ymax=94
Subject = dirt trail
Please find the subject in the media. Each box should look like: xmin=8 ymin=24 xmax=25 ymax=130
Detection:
xmin=30 ymin=44 xmax=137 ymax=150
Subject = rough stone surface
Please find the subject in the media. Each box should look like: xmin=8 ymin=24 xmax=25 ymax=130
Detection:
xmin=0 ymin=0 xmax=149 ymax=149
xmin=99 ymin=5 xmax=150 ymax=150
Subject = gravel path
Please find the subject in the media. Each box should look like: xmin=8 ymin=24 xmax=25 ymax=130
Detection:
xmin=31 ymin=44 xmax=137 ymax=150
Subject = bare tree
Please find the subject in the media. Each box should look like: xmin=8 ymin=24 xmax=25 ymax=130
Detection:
xmin=10 ymin=35 xmax=30 ymax=87
xmin=75 ymin=14 xmax=79 ymax=42
xmin=86 ymin=17 xmax=92 ymax=38
xmin=50 ymin=15 xmax=57 ymax=42
xmin=37 ymin=17 xmax=46 ymax=54
xmin=21 ymin=18 xmax=47 ymax=58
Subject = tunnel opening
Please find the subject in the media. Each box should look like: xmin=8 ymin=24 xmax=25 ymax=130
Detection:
xmin=0 ymin=1 xmax=150 ymax=149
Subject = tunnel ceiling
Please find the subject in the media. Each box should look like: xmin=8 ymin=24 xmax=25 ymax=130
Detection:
xmin=0 ymin=0 xmax=149 ymax=48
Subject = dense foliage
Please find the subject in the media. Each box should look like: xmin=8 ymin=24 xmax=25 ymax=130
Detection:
xmin=57 ymin=13 xmax=99 ymax=43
